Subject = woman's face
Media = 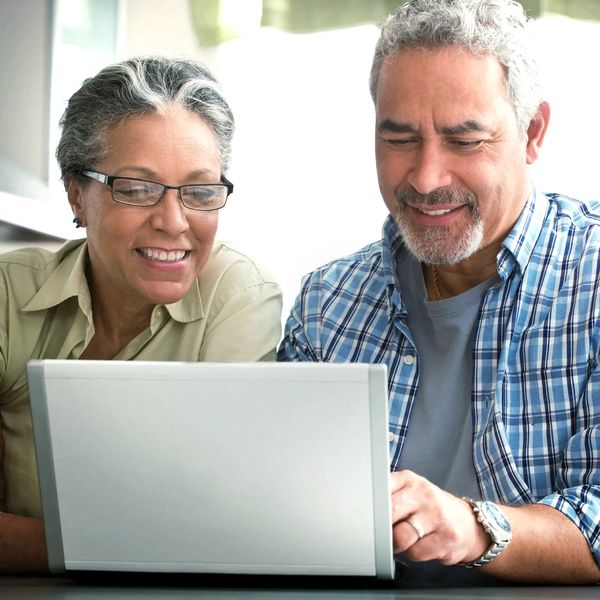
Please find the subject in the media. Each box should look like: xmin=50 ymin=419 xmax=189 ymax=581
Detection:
xmin=68 ymin=105 xmax=222 ymax=313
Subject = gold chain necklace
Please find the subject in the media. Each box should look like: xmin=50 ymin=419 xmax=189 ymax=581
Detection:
xmin=431 ymin=265 xmax=442 ymax=301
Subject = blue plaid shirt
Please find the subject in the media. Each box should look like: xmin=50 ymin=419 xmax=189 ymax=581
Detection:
xmin=278 ymin=187 xmax=600 ymax=564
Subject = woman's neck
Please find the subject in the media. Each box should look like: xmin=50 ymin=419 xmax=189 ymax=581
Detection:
xmin=81 ymin=282 xmax=154 ymax=360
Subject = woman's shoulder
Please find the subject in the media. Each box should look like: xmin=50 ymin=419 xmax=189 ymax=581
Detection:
xmin=191 ymin=242 xmax=282 ymax=352
xmin=0 ymin=245 xmax=59 ymax=271
xmin=0 ymin=239 xmax=86 ymax=294
xmin=0 ymin=239 xmax=84 ymax=272
xmin=0 ymin=244 xmax=61 ymax=295
xmin=198 ymin=241 xmax=279 ymax=294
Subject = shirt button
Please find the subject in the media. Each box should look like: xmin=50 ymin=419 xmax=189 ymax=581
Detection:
xmin=403 ymin=355 xmax=415 ymax=365
xmin=388 ymin=431 xmax=399 ymax=443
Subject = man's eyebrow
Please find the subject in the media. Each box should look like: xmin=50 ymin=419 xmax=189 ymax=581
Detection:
xmin=377 ymin=118 xmax=491 ymax=136
xmin=377 ymin=118 xmax=417 ymax=134
xmin=439 ymin=120 xmax=490 ymax=135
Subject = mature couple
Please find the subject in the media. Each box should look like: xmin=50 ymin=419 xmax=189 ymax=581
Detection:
xmin=0 ymin=0 xmax=598 ymax=584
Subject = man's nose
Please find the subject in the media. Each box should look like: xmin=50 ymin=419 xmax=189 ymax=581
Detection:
xmin=406 ymin=143 xmax=453 ymax=195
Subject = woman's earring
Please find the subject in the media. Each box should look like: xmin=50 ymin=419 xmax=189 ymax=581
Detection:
xmin=73 ymin=217 xmax=82 ymax=228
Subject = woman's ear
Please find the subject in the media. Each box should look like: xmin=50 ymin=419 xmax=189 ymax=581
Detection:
xmin=65 ymin=174 xmax=86 ymax=225
xmin=525 ymin=101 xmax=551 ymax=165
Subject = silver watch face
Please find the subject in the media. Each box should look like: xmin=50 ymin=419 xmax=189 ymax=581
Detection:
xmin=480 ymin=501 xmax=512 ymax=540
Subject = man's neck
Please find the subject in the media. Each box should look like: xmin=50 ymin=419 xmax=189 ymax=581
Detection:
xmin=423 ymin=244 xmax=500 ymax=300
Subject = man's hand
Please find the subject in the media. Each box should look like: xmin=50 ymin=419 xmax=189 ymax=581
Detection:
xmin=389 ymin=469 xmax=600 ymax=583
xmin=390 ymin=470 xmax=492 ymax=565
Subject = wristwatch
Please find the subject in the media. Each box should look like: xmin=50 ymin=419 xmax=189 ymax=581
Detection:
xmin=460 ymin=498 xmax=512 ymax=568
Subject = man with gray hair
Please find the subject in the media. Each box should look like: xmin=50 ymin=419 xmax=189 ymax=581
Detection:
xmin=279 ymin=0 xmax=600 ymax=584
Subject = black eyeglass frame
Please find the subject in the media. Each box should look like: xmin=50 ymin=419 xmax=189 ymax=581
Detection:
xmin=81 ymin=169 xmax=234 ymax=211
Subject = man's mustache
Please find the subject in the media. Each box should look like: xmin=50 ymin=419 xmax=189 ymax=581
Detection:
xmin=395 ymin=186 xmax=477 ymax=209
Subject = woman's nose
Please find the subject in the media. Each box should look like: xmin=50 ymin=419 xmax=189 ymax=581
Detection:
xmin=148 ymin=189 xmax=190 ymax=235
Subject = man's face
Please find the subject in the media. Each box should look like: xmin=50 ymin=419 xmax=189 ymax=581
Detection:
xmin=375 ymin=46 xmax=542 ymax=266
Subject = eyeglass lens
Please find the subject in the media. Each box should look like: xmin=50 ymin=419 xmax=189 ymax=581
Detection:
xmin=112 ymin=178 xmax=227 ymax=210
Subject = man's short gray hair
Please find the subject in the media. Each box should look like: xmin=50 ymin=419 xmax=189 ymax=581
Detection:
xmin=369 ymin=0 xmax=543 ymax=136
xmin=56 ymin=56 xmax=235 ymax=180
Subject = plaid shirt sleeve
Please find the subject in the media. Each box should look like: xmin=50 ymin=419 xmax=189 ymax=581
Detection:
xmin=471 ymin=191 xmax=600 ymax=563
xmin=277 ymin=275 xmax=321 ymax=362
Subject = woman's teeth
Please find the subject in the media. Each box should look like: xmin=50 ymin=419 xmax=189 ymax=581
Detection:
xmin=139 ymin=248 xmax=186 ymax=262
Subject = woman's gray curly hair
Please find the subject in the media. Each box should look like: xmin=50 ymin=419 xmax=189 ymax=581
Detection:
xmin=369 ymin=0 xmax=543 ymax=137
xmin=56 ymin=56 xmax=235 ymax=180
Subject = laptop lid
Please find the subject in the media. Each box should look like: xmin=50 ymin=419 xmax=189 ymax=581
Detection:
xmin=27 ymin=360 xmax=394 ymax=579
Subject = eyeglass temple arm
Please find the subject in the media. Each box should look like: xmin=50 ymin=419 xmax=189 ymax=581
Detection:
xmin=220 ymin=175 xmax=234 ymax=194
xmin=82 ymin=170 xmax=108 ymax=184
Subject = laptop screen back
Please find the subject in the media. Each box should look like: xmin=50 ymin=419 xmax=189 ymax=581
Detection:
xmin=27 ymin=360 xmax=394 ymax=579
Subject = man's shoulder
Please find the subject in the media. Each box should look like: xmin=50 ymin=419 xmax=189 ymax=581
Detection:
xmin=303 ymin=239 xmax=387 ymax=289
xmin=540 ymin=192 xmax=600 ymax=257
xmin=293 ymin=238 xmax=398 ymax=320
xmin=544 ymin=192 xmax=600 ymax=227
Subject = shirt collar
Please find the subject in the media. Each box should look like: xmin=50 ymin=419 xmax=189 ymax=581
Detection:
xmin=24 ymin=240 xmax=205 ymax=323
xmin=23 ymin=239 xmax=92 ymax=313
xmin=498 ymin=185 xmax=549 ymax=278
xmin=381 ymin=215 xmax=407 ymax=317
xmin=163 ymin=278 xmax=204 ymax=323
xmin=382 ymin=214 xmax=404 ymax=277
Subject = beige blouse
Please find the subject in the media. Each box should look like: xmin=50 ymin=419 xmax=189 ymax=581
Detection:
xmin=0 ymin=239 xmax=282 ymax=517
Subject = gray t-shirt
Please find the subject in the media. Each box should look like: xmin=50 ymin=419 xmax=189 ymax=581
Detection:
xmin=394 ymin=248 xmax=501 ymax=584
xmin=396 ymin=247 xmax=499 ymax=496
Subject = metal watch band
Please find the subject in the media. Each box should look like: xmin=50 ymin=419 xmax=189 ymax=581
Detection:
xmin=461 ymin=538 xmax=510 ymax=568
xmin=459 ymin=497 xmax=511 ymax=568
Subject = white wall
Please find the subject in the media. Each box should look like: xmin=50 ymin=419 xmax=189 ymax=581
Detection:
xmin=0 ymin=0 xmax=51 ymax=190
xmin=120 ymin=4 xmax=600 ymax=314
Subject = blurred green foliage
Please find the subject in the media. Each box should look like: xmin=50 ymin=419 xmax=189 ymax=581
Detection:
xmin=261 ymin=0 xmax=400 ymax=32
xmin=521 ymin=0 xmax=600 ymax=19
xmin=188 ymin=0 xmax=600 ymax=47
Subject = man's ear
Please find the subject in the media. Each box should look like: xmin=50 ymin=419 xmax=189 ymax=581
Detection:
xmin=525 ymin=101 xmax=550 ymax=165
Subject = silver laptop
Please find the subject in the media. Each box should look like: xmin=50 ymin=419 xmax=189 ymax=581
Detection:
xmin=27 ymin=360 xmax=395 ymax=579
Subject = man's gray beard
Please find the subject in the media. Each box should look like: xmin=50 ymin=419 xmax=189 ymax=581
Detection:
xmin=392 ymin=186 xmax=484 ymax=266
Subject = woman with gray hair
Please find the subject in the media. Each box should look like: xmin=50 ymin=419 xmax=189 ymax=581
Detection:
xmin=0 ymin=56 xmax=282 ymax=572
